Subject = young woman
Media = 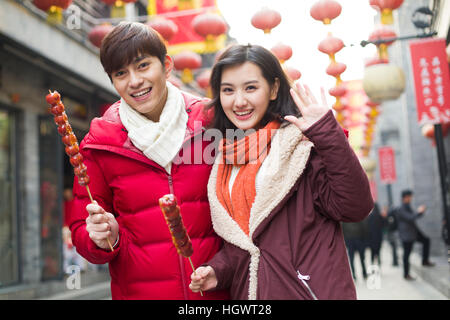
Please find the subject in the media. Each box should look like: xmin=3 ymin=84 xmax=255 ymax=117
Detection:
xmin=189 ymin=44 xmax=374 ymax=300
xmin=68 ymin=21 xmax=229 ymax=300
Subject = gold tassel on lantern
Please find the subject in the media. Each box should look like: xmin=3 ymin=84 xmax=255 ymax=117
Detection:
xmin=111 ymin=0 xmax=126 ymax=18
xmin=380 ymin=8 xmax=394 ymax=25
xmin=47 ymin=5 xmax=63 ymax=24
xmin=147 ymin=0 xmax=157 ymax=16
xmin=181 ymin=69 xmax=193 ymax=84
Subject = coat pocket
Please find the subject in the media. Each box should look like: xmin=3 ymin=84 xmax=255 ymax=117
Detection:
xmin=296 ymin=270 xmax=318 ymax=300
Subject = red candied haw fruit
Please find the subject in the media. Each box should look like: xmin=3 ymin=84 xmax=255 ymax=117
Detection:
xmin=70 ymin=153 xmax=83 ymax=167
xmin=62 ymin=133 xmax=77 ymax=146
xmin=74 ymin=163 xmax=87 ymax=176
xmin=65 ymin=144 xmax=79 ymax=156
xmin=54 ymin=113 xmax=68 ymax=126
xmin=50 ymin=103 xmax=65 ymax=116
xmin=77 ymin=175 xmax=90 ymax=186
xmin=46 ymin=91 xmax=61 ymax=105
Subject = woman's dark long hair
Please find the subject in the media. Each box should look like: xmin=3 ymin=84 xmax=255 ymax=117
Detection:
xmin=206 ymin=44 xmax=301 ymax=135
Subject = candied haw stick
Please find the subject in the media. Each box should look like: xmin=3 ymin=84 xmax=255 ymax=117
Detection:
xmin=159 ymin=194 xmax=203 ymax=296
xmin=46 ymin=90 xmax=114 ymax=252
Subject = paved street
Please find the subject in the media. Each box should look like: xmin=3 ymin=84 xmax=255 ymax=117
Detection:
xmin=352 ymin=241 xmax=448 ymax=300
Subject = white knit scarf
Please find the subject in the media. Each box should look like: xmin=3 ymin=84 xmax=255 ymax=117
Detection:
xmin=118 ymin=81 xmax=188 ymax=174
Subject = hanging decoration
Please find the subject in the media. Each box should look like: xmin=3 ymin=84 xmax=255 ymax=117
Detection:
xmin=32 ymin=0 xmax=72 ymax=24
xmin=147 ymin=17 xmax=179 ymax=44
xmin=101 ymin=0 xmax=137 ymax=19
xmin=270 ymin=43 xmax=293 ymax=64
xmin=284 ymin=66 xmax=302 ymax=82
xmin=310 ymin=0 xmax=342 ymax=25
xmin=88 ymin=23 xmax=114 ymax=48
xmin=251 ymin=7 xmax=282 ymax=34
xmin=173 ymin=51 xmax=202 ymax=84
xmin=368 ymin=0 xmax=404 ymax=25
xmin=192 ymin=12 xmax=228 ymax=53
xmin=368 ymin=25 xmax=397 ymax=61
xmin=196 ymin=69 xmax=212 ymax=98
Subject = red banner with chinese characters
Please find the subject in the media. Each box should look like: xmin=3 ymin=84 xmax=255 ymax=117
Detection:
xmin=378 ymin=146 xmax=396 ymax=184
xmin=409 ymin=38 xmax=450 ymax=125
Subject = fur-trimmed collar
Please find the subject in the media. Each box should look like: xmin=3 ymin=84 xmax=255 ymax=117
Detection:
xmin=207 ymin=123 xmax=314 ymax=299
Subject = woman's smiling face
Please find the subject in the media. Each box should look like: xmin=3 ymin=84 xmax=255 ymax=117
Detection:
xmin=219 ymin=62 xmax=279 ymax=131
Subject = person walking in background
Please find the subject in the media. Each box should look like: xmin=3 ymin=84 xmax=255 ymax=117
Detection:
xmin=367 ymin=202 xmax=387 ymax=266
xmin=386 ymin=204 xmax=400 ymax=266
xmin=397 ymin=189 xmax=435 ymax=280
xmin=189 ymin=44 xmax=374 ymax=299
xmin=342 ymin=219 xmax=370 ymax=281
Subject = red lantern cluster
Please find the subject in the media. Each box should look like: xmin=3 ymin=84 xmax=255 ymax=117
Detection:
xmin=284 ymin=66 xmax=302 ymax=81
xmin=251 ymin=7 xmax=281 ymax=34
xmin=368 ymin=25 xmax=397 ymax=61
xmin=311 ymin=0 xmax=346 ymax=126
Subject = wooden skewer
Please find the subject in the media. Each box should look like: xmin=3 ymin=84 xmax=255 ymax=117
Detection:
xmin=188 ymin=257 xmax=203 ymax=296
xmin=86 ymin=185 xmax=114 ymax=252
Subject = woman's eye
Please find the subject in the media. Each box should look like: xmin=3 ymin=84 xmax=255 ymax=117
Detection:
xmin=246 ymin=85 xmax=257 ymax=91
xmin=221 ymin=87 xmax=233 ymax=93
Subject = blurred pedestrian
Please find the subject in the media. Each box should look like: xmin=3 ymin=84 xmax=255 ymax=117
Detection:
xmin=67 ymin=21 xmax=229 ymax=300
xmin=386 ymin=204 xmax=400 ymax=266
xmin=342 ymin=219 xmax=370 ymax=281
xmin=189 ymin=44 xmax=374 ymax=299
xmin=367 ymin=202 xmax=386 ymax=266
xmin=397 ymin=189 xmax=435 ymax=281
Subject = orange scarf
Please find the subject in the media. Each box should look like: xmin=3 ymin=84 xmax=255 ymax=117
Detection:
xmin=216 ymin=121 xmax=280 ymax=235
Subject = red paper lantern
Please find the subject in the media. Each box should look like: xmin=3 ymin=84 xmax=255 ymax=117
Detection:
xmin=192 ymin=13 xmax=228 ymax=52
xmin=328 ymin=85 xmax=347 ymax=97
xmin=369 ymin=25 xmax=397 ymax=60
xmin=375 ymin=0 xmax=404 ymax=24
xmin=285 ymin=66 xmax=302 ymax=81
xmin=310 ymin=0 xmax=342 ymax=25
xmin=318 ymin=34 xmax=344 ymax=58
xmin=326 ymin=62 xmax=347 ymax=77
xmin=251 ymin=8 xmax=282 ymax=34
xmin=32 ymin=0 xmax=72 ymax=23
xmin=88 ymin=23 xmax=114 ymax=48
xmin=270 ymin=43 xmax=293 ymax=63
xmin=173 ymin=51 xmax=202 ymax=83
xmin=147 ymin=17 xmax=178 ymax=42
xmin=196 ymin=69 xmax=212 ymax=90
xmin=192 ymin=13 xmax=228 ymax=38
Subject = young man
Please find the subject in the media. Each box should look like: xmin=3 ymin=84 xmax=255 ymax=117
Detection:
xmin=396 ymin=189 xmax=435 ymax=280
xmin=68 ymin=21 xmax=229 ymax=300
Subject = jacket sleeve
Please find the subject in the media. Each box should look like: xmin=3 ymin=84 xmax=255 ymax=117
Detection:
xmin=69 ymin=147 xmax=123 ymax=264
xmin=396 ymin=206 xmax=423 ymax=222
xmin=302 ymin=110 xmax=374 ymax=222
xmin=204 ymin=244 xmax=236 ymax=291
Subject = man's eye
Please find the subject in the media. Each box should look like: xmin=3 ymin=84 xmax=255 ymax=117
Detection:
xmin=114 ymin=70 xmax=125 ymax=77
xmin=139 ymin=62 xmax=149 ymax=68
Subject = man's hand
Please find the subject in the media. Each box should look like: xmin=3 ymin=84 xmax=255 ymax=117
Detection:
xmin=85 ymin=201 xmax=119 ymax=250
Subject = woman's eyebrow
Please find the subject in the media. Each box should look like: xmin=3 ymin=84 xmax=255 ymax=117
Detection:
xmin=220 ymin=80 xmax=258 ymax=87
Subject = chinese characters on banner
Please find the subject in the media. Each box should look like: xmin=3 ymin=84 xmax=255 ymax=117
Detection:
xmin=378 ymin=146 xmax=397 ymax=184
xmin=409 ymin=38 xmax=450 ymax=125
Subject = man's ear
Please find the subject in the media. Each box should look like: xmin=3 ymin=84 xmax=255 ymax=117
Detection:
xmin=270 ymin=78 xmax=280 ymax=100
xmin=164 ymin=54 xmax=173 ymax=79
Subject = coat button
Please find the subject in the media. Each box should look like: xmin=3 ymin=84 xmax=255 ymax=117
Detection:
xmin=186 ymin=108 xmax=192 ymax=113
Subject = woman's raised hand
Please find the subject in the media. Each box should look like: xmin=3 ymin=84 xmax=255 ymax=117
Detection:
xmin=285 ymin=82 xmax=330 ymax=132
